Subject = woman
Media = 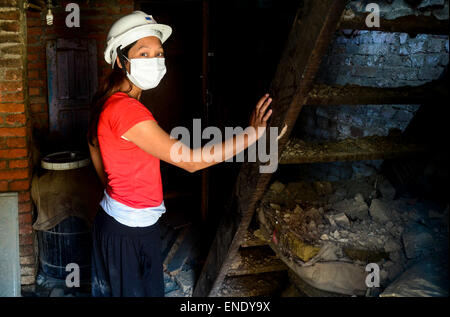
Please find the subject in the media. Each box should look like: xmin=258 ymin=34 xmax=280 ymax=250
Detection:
xmin=87 ymin=11 xmax=272 ymax=297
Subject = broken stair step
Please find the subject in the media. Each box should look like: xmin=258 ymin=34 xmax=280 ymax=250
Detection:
xmin=279 ymin=135 xmax=427 ymax=164
xmin=161 ymin=226 xmax=180 ymax=262
xmin=217 ymin=271 xmax=288 ymax=297
xmin=227 ymin=246 xmax=287 ymax=277
xmin=163 ymin=226 xmax=191 ymax=269
xmin=306 ymin=81 xmax=448 ymax=106
xmin=240 ymin=228 xmax=270 ymax=248
xmin=166 ymin=226 xmax=201 ymax=274
xmin=338 ymin=12 xmax=448 ymax=35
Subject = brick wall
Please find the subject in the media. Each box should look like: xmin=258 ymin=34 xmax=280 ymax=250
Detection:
xmin=291 ymin=30 xmax=449 ymax=181
xmin=27 ymin=0 xmax=134 ymax=154
xmin=300 ymin=31 xmax=449 ymax=142
xmin=1 ymin=0 xmax=134 ymax=290
xmin=0 ymin=0 xmax=35 ymax=288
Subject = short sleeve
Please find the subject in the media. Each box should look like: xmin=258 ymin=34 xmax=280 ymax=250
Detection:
xmin=109 ymin=99 xmax=156 ymax=138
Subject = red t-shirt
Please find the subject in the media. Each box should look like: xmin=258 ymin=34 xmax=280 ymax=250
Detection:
xmin=97 ymin=92 xmax=163 ymax=208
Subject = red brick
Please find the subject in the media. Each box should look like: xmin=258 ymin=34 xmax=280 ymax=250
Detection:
xmin=9 ymin=159 xmax=28 ymax=168
xmin=6 ymin=137 xmax=27 ymax=148
xmin=27 ymin=54 xmax=38 ymax=61
xmin=6 ymin=113 xmax=26 ymax=125
xmin=120 ymin=7 xmax=133 ymax=14
xmin=27 ymin=27 xmax=42 ymax=35
xmin=20 ymin=255 xmax=35 ymax=265
xmin=0 ymin=81 xmax=23 ymax=92
xmin=19 ymin=234 xmax=33 ymax=247
xmin=19 ymin=213 xmax=32 ymax=225
xmin=18 ymin=191 xmax=30 ymax=202
xmin=0 ymin=148 xmax=28 ymax=159
xmin=28 ymin=79 xmax=45 ymax=88
xmin=0 ymin=11 xmax=20 ymax=20
xmin=0 ymin=127 xmax=26 ymax=137
xmin=0 ymin=58 xmax=22 ymax=68
xmin=18 ymin=201 xmax=32 ymax=213
xmin=0 ymin=91 xmax=24 ymax=102
xmin=0 ymin=161 xmax=6 ymax=169
xmin=20 ymin=265 xmax=35 ymax=276
xmin=28 ymin=87 xmax=40 ymax=96
xmin=30 ymin=103 xmax=45 ymax=113
xmin=0 ymin=168 xmax=29 ymax=180
xmin=19 ymin=222 xmax=32 ymax=235
xmin=27 ymin=61 xmax=45 ymax=70
xmin=5 ymin=69 xmax=22 ymax=81
xmin=9 ymin=179 xmax=30 ymax=191
xmin=0 ymin=180 xmax=7 ymax=191
xmin=27 ymin=35 xmax=39 ymax=45
xmin=28 ymin=70 xmax=38 ymax=79
xmin=0 ymin=103 xmax=25 ymax=113
xmin=26 ymin=18 xmax=43 ymax=27
xmin=29 ymin=96 xmax=46 ymax=104
xmin=27 ymin=46 xmax=42 ymax=54
xmin=21 ymin=275 xmax=35 ymax=285
xmin=19 ymin=245 xmax=34 ymax=256
xmin=26 ymin=10 xmax=41 ymax=18
xmin=0 ymin=21 xmax=19 ymax=32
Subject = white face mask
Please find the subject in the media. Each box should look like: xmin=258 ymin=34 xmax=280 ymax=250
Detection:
xmin=125 ymin=57 xmax=166 ymax=90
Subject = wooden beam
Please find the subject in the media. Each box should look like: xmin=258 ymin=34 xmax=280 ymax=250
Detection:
xmin=226 ymin=246 xmax=287 ymax=277
xmin=339 ymin=13 xmax=449 ymax=35
xmin=216 ymin=271 xmax=288 ymax=297
xmin=240 ymin=228 xmax=270 ymax=248
xmin=193 ymin=0 xmax=347 ymax=297
xmin=279 ymin=135 xmax=427 ymax=164
xmin=306 ymin=79 xmax=448 ymax=106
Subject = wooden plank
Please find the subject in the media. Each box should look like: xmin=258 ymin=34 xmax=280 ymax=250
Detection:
xmin=339 ymin=13 xmax=449 ymax=35
xmin=193 ymin=0 xmax=347 ymax=297
xmin=306 ymin=80 xmax=448 ymax=106
xmin=279 ymin=135 xmax=427 ymax=164
xmin=216 ymin=271 xmax=288 ymax=297
xmin=240 ymin=228 xmax=270 ymax=248
xmin=227 ymin=246 xmax=287 ymax=277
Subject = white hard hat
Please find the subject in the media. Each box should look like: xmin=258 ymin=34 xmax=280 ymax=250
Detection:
xmin=104 ymin=11 xmax=172 ymax=69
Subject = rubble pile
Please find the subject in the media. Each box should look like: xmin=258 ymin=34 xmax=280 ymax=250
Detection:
xmin=257 ymin=175 xmax=449 ymax=296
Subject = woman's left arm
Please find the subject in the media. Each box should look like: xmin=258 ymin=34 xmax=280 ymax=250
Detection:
xmin=88 ymin=139 xmax=108 ymax=188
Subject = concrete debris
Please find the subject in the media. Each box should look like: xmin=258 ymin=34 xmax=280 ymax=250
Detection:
xmin=384 ymin=239 xmax=402 ymax=253
xmin=320 ymin=234 xmax=329 ymax=241
xmin=369 ymin=199 xmax=392 ymax=223
xmin=259 ymin=175 xmax=448 ymax=296
xmin=332 ymin=212 xmax=351 ymax=228
xmin=270 ymin=181 xmax=285 ymax=194
xmin=333 ymin=195 xmax=369 ymax=221
xmin=378 ymin=178 xmax=396 ymax=200
xmin=402 ymin=225 xmax=434 ymax=259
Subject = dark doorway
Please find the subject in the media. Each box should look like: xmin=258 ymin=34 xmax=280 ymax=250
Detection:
xmin=136 ymin=0 xmax=205 ymax=226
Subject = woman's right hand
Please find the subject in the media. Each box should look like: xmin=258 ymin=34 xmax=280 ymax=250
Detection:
xmin=249 ymin=94 xmax=273 ymax=137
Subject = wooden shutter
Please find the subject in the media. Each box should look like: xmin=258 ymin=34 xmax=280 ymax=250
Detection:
xmin=46 ymin=38 xmax=98 ymax=145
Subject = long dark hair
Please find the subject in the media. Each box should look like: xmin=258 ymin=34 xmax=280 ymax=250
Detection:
xmin=87 ymin=41 xmax=137 ymax=146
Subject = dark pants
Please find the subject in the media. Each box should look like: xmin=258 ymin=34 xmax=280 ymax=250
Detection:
xmin=91 ymin=206 xmax=164 ymax=297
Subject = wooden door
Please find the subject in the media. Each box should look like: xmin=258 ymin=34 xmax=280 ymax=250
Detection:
xmin=46 ymin=38 xmax=98 ymax=150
